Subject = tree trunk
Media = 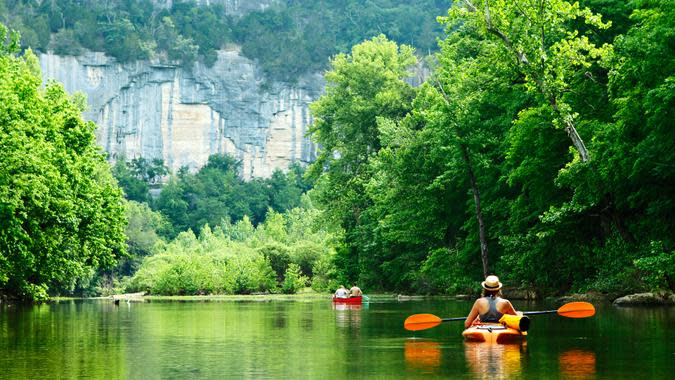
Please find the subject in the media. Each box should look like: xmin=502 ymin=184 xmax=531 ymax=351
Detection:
xmin=460 ymin=143 xmax=490 ymax=278
xmin=563 ymin=118 xmax=590 ymax=162
xmin=550 ymin=98 xmax=591 ymax=162
xmin=434 ymin=77 xmax=491 ymax=277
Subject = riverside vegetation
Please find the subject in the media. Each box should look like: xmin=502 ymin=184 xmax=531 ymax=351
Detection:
xmin=0 ymin=0 xmax=673 ymax=301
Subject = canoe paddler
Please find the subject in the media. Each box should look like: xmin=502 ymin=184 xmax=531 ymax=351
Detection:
xmin=464 ymin=275 xmax=520 ymax=329
xmin=349 ymin=284 xmax=362 ymax=297
xmin=334 ymin=285 xmax=349 ymax=299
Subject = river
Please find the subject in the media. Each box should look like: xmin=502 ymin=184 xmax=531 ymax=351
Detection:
xmin=1 ymin=297 xmax=673 ymax=379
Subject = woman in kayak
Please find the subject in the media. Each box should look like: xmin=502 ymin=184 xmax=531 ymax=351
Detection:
xmin=464 ymin=275 xmax=520 ymax=328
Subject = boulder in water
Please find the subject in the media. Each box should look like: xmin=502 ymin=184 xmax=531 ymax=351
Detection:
xmin=613 ymin=292 xmax=675 ymax=306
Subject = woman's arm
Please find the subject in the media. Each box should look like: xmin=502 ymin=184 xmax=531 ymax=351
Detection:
xmin=464 ymin=300 xmax=480 ymax=329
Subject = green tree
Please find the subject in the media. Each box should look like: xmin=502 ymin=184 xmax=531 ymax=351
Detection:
xmin=112 ymin=157 xmax=150 ymax=202
xmin=50 ymin=28 xmax=83 ymax=55
xmin=100 ymin=17 xmax=154 ymax=62
xmin=357 ymin=22 xmax=530 ymax=290
xmin=308 ymin=35 xmax=417 ymax=285
xmin=0 ymin=24 xmax=126 ymax=300
xmin=310 ymin=253 xmax=338 ymax=292
xmin=128 ymin=157 xmax=168 ymax=184
xmin=268 ymin=169 xmax=302 ymax=212
xmin=446 ymin=0 xmax=612 ymax=162
xmin=603 ymin=0 xmax=674 ymax=244
xmin=281 ymin=263 xmax=307 ymax=294
xmin=122 ymin=200 xmax=168 ymax=273
xmin=153 ymin=154 xmax=310 ymax=237
xmin=257 ymin=242 xmax=292 ymax=282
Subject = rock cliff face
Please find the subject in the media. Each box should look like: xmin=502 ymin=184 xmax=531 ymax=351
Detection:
xmin=40 ymin=49 xmax=322 ymax=178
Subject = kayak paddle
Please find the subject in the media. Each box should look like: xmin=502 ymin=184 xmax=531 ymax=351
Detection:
xmin=403 ymin=301 xmax=595 ymax=331
xmin=522 ymin=301 xmax=595 ymax=318
xmin=403 ymin=314 xmax=465 ymax=331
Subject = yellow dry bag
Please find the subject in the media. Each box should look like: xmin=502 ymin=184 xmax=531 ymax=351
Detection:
xmin=499 ymin=314 xmax=530 ymax=332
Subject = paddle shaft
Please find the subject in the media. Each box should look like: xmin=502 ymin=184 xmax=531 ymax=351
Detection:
xmin=441 ymin=317 xmax=466 ymax=322
xmin=441 ymin=309 xmax=561 ymax=321
xmin=444 ymin=311 xmax=554 ymax=320
xmin=523 ymin=310 xmax=558 ymax=316
xmin=443 ymin=310 xmax=556 ymax=320
xmin=418 ymin=310 xmax=558 ymax=322
xmin=443 ymin=304 xmax=589 ymax=320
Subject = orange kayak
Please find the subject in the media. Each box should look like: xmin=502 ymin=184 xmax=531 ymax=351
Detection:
xmin=462 ymin=323 xmax=526 ymax=344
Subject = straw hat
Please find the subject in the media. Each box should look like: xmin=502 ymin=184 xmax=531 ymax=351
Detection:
xmin=481 ymin=275 xmax=502 ymax=290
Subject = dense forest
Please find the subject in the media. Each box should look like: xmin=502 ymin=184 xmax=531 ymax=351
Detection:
xmin=308 ymin=0 xmax=674 ymax=296
xmin=0 ymin=0 xmax=448 ymax=80
xmin=1 ymin=0 xmax=673 ymax=301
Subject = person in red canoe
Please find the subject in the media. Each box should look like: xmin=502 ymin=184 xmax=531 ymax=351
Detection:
xmin=349 ymin=285 xmax=362 ymax=297
xmin=464 ymin=275 xmax=520 ymax=329
xmin=334 ymin=285 xmax=349 ymax=298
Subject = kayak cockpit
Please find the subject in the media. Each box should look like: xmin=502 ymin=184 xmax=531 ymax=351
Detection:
xmin=462 ymin=323 xmax=526 ymax=344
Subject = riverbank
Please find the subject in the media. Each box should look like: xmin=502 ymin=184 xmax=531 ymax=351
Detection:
xmin=10 ymin=289 xmax=673 ymax=306
xmin=547 ymin=291 xmax=675 ymax=306
xmin=48 ymin=290 xmax=390 ymax=303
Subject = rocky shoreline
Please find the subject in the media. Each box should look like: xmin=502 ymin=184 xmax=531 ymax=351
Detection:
xmin=521 ymin=289 xmax=675 ymax=306
xmin=611 ymin=292 xmax=675 ymax=306
xmin=440 ymin=288 xmax=675 ymax=307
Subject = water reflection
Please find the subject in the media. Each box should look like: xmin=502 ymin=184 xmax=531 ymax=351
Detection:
xmin=404 ymin=339 xmax=440 ymax=374
xmin=332 ymin=303 xmax=362 ymax=327
xmin=559 ymin=349 xmax=596 ymax=379
xmin=332 ymin=304 xmax=362 ymax=311
xmin=1 ymin=299 xmax=671 ymax=379
xmin=273 ymin=314 xmax=287 ymax=329
xmin=300 ymin=317 xmax=313 ymax=331
xmin=464 ymin=342 xmax=526 ymax=380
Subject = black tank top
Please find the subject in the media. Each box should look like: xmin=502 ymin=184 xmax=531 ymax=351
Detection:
xmin=479 ymin=296 xmax=503 ymax=323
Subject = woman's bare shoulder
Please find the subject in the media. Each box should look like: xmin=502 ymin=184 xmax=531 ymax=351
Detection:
xmin=474 ymin=298 xmax=488 ymax=306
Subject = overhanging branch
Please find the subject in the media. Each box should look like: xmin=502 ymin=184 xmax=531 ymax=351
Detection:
xmin=464 ymin=0 xmax=530 ymax=65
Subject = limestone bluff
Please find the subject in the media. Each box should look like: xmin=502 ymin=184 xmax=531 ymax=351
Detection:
xmin=39 ymin=48 xmax=322 ymax=179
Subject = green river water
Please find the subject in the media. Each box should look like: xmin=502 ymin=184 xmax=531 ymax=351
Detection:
xmin=1 ymin=298 xmax=673 ymax=379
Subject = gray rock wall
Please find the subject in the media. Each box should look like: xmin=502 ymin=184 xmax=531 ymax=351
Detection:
xmin=40 ymin=49 xmax=322 ymax=178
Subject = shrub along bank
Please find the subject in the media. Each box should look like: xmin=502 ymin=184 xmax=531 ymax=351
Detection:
xmin=124 ymin=202 xmax=342 ymax=295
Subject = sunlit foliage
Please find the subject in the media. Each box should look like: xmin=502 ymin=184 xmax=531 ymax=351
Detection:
xmin=0 ymin=24 xmax=126 ymax=300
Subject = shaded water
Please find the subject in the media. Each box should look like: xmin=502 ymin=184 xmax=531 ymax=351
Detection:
xmin=1 ymin=298 xmax=673 ymax=379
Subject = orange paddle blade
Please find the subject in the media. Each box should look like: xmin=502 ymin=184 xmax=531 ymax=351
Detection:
xmin=558 ymin=302 xmax=595 ymax=318
xmin=404 ymin=314 xmax=443 ymax=331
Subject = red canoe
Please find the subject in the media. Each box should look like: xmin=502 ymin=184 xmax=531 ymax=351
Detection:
xmin=332 ymin=296 xmax=362 ymax=304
